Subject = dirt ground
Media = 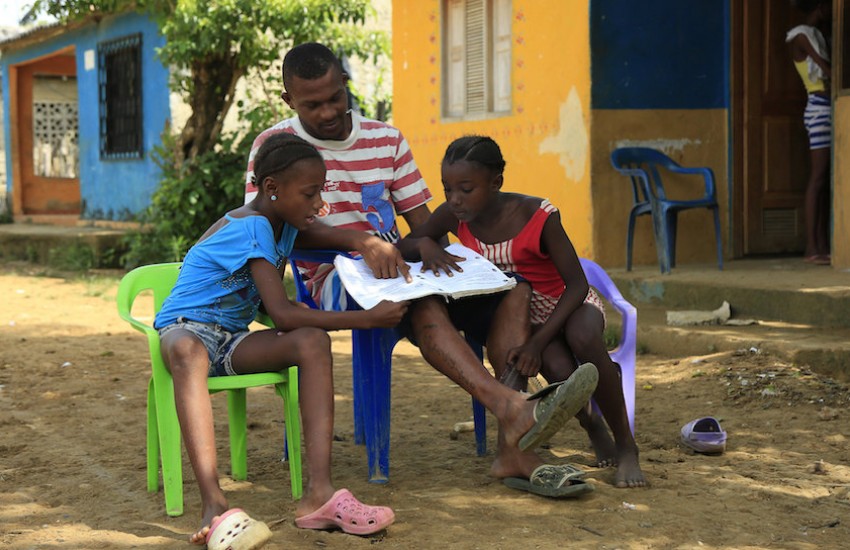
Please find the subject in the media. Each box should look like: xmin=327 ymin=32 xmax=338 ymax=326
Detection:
xmin=1 ymin=264 xmax=849 ymax=550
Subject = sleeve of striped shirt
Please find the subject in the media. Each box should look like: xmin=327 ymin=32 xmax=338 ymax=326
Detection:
xmin=244 ymin=131 xmax=267 ymax=204
xmin=389 ymin=131 xmax=432 ymax=214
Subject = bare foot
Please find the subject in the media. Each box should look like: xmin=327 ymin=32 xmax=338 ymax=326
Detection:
xmin=495 ymin=394 xmax=537 ymax=450
xmin=489 ymin=444 xmax=543 ymax=480
xmin=579 ymin=411 xmax=617 ymax=467
xmin=614 ymin=448 xmax=647 ymax=488
xmin=190 ymin=500 xmax=230 ymax=545
xmin=189 ymin=513 xmax=219 ymax=545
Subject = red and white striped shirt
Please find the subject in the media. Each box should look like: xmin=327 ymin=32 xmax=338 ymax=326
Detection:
xmin=245 ymin=112 xmax=432 ymax=299
xmin=457 ymin=200 xmax=603 ymax=325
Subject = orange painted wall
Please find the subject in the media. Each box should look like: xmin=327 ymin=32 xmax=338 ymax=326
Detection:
xmin=392 ymin=0 xmax=594 ymax=257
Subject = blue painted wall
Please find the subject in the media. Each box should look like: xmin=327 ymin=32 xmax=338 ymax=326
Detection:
xmin=590 ymin=0 xmax=730 ymax=110
xmin=1 ymin=12 xmax=169 ymax=220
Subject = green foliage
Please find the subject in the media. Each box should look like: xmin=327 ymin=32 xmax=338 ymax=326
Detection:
xmin=48 ymin=242 xmax=96 ymax=271
xmin=32 ymin=0 xmax=392 ymax=266
xmin=0 ymin=195 xmax=15 ymax=223
xmin=32 ymin=0 xmax=390 ymax=159
xmin=121 ymin=127 xmax=252 ymax=268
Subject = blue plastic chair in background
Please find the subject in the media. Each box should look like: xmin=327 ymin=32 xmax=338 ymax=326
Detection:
xmin=287 ymin=250 xmax=487 ymax=483
xmin=610 ymin=147 xmax=723 ymax=274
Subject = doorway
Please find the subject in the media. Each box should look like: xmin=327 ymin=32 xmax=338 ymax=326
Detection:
xmin=12 ymin=48 xmax=80 ymax=216
xmin=732 ymin=0 xmax=811 ymax=256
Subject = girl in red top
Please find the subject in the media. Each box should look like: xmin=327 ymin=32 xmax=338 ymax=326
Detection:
xmin=400 ymin=135 xmax=645 ymax=488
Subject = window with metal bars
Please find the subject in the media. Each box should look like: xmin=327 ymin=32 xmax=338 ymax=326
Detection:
xmin=442 ymin=0 xmax=512 ymax=118
xmin=98 ymin=34 xmax=143 ymax=159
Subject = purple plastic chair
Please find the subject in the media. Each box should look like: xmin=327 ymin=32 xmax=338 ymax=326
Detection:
xmin=579 ymin=258 xmax=637 ymax=434
xmin=287 ymin=250 xmax=487 ymax=483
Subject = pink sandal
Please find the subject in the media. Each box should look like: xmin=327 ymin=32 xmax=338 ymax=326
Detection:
xmin=295 ymin=489 xmax=394 ymax=536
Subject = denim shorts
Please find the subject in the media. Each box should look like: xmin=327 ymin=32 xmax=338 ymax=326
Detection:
xmin=157 ymin=317 xmax=250 ymax=377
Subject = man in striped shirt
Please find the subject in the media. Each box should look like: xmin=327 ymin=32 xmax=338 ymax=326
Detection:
xmin=245 ymin=42 xmax=434 ymax=309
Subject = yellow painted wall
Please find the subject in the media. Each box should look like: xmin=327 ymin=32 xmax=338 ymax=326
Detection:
xmin=590 ymin=109 xmax=730 ymax=268
xmin=392 ymin=0 xmax=594 ymax=257
xmin=833 ymin=95 xmax=850 ymax=269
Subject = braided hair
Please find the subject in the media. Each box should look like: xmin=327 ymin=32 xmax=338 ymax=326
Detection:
xmin=252 ymin=132 xmax=323 ymax=189
xmin=442 ymin=135 xmax=506 ymax=176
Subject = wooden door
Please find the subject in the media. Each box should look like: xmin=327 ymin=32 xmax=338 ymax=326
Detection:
xmin=733 ymin=0 xmax=811 ymax=255
xmin=16 ymin=54 xmax=80 ymax=215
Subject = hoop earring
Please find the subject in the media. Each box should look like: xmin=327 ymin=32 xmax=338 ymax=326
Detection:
xmin=271 ymin=195 xmax=278 ymax=201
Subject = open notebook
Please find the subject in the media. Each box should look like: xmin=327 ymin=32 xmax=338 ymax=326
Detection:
xmin=334 ymin=243 xmax=516 ymax=310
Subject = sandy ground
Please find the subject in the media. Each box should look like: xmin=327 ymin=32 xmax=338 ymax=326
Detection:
xmin=1 ymin=264 xmax=849 ymax=550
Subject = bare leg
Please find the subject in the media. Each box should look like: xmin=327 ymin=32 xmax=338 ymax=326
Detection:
xmin=230 ymin=327 xmax=337 ymax=517
xmin=409 ymin=289 xmax=543 ymax=480
xmin=482 ymin=284 xmax=548 ymax=479
xmin=563 ymin=305 xmax=646 ymax=488
xmin=159 ymin=330 xmax=229 ymax=545
xmin=539 ymin=337 xmax=617 ymax=468
xmin=805 ymin=147 xmax=831 ymax=259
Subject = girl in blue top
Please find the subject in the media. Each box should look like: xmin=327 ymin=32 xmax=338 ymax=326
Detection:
xmin=155 ymin=133 xmax=408 ymax=545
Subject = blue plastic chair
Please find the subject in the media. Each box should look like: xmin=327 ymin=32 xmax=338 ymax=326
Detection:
xmin=610 ymin=147 xmax=723 ymax=274
xmin=287 ymin=250 xmax=487 ymax=483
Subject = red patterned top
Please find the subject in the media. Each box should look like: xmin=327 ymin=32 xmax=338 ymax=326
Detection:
xmin=456 ymin=199 xmax=602 ymax=325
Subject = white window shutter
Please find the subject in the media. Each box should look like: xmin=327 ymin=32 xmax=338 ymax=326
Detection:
xmin=493 ymin=0 xmax=512 ymax=112
xmin=446 ymin=0 xmax=466 ymax=117
xmin=465 ymin=0 xmax=486 ymax=114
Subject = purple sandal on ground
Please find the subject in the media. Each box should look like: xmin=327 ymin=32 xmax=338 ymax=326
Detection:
xmin=680 ymin=417 xmax=727 ymax=454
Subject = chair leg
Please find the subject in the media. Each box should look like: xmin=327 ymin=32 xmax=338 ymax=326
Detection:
xmin=626 ymin=213 xmax=638 ymax=271
xmin=712 ymin=207 xmax=723 ymax=270
xmin=472 ymin=399 xmax=487 ymax=456
xmin=352 ymin=353 xmax=365 ymax=446
xmin=352 ymin=328 xmax=399 ymax=483
xmin=667 ymin=212 xmax=679 ymax=269
xmin=467 ymin=339 xmax=487 ymax=456
xmin=146 ymin=379 xmax=160 ymax=493
xmin=227 ymin=389 xmax=248 ymax=481
xmin=156 ymin=379 xmax=185 ymax=517
xmin=277 ymin=368 xmax=303 ymax=500
xmin=650 ymin=206 xmax=672 ymax=274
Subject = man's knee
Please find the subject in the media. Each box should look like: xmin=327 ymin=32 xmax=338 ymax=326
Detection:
xmin=409 ymin=296 xmax=449 ymax=326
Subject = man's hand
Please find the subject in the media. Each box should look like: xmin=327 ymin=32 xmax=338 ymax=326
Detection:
xmin=357 ymin=236 xmax=412 ymax=282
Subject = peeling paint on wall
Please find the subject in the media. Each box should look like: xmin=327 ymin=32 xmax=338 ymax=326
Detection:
xmin=539 ymin=87 xmax=587 ymax=182
xmin=611 ymin=138 xmax=702 ymax=155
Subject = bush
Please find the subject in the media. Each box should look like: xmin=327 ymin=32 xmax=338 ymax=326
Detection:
xmin=121 ymin=128 xmax=256 ymax=269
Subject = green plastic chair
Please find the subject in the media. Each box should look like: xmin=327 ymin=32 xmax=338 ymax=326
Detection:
xmin=116 ymin=262 xmax=302 ymax=517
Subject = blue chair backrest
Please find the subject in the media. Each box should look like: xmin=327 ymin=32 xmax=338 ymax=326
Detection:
xmin=611 ymin=147 xmax=663 ymax=203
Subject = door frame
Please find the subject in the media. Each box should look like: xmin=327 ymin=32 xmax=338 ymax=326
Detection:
xmin=730 ymin=0 xmax=745 ymax=258
xmin=9 ymin=45 xmax=79 ymax=217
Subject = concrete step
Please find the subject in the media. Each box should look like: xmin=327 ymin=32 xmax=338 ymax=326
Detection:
xmin=0 ymin=222 xmax=127 ymax=267
xmin=608 ymin=260 xmax=850 ymax=329
xmin=629 ymin=304 xmax=850 ymax=383
xmin=605 ymin=260 xmax=850 ymax=382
